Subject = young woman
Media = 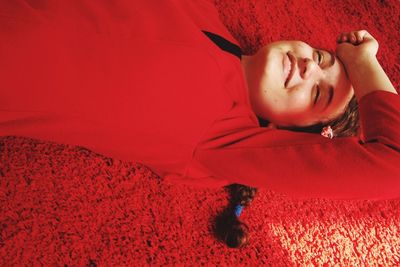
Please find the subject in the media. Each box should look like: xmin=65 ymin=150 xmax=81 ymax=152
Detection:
xmin=0 ymin=0 xmax=399 ymax=247
xmin=217 ymin=28 xmax=399 ymax=248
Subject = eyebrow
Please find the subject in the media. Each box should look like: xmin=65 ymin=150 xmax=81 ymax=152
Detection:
xmin=328 ymin=51 xmax=336 ymax=67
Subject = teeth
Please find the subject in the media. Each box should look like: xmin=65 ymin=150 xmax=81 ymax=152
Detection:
xmin=287 ymin=63 xmax=291 ymax=82
xmin=286 ymin=56 xmax=291 ymax=84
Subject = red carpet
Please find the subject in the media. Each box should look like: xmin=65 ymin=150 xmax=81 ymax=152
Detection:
xmin=1 ymin=0 xmax=400 ymax=265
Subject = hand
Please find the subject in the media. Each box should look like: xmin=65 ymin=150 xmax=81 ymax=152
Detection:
xmin=335 ymin=30 xmax=397 ymax=100
xmin=335 ymin=30 xmax=379 ymax=67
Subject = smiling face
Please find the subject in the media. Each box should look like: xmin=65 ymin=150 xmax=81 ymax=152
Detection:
xmin=242 ymin=41 xmax=354 ymax=127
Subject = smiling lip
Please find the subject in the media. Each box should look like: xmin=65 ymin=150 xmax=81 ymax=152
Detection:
xmin=284 ymin=52 xmax=296 ymax=88
xmin=283 ymin=53 xmax=291 ymax=87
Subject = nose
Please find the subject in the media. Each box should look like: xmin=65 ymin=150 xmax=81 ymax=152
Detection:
xmin=301 ymin=58 xmax=321 ymax=80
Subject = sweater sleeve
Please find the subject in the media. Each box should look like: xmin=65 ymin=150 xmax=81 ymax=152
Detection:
xmin=193 ymin=91 xmax=400 ymax=200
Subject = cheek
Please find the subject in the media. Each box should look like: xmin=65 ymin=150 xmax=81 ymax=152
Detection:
xmin=284 ymin=88 xmax=311 ymax=114
xmin=253 ymin=87 xmax=285 ymax=121
xmin=260 ymin=75 xmax=286 ymax=110
xmin=259 ymin=83 xmax=311 ymax=116
xmin=264 ymin=91 xmax=281 ymax=110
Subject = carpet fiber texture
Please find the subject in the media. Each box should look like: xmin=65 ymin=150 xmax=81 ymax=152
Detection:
xmin=1 ymin=0 xmax=400 ymax=265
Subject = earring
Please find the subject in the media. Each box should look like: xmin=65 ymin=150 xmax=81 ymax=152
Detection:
xmin=321 ymin=125 xmax=334 ymax=139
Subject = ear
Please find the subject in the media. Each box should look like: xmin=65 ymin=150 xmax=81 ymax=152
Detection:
xmin=266 ymin=123 xmax=277 ymax=130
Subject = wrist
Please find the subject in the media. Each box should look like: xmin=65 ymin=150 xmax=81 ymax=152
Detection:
xmin=345 ymin=54 xmax=378 ymax=71
xmin=344 ymin=55 xmax=397 ymax=100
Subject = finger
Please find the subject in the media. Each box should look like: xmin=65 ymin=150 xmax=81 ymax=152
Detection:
xmin=357 ymin=30 xmax=375 ymax=42
xmin=336 ymin=41 xmax=352 ymax=49
xmin=337 ymin=33 xmax=348 ymax=43
xmin=349 ymin=32 xmax=357 ymax=43
xmin=354 ymin=31 xmax=363 ymax=43
xmin=336 ymin=34 xmax=342 ymax=43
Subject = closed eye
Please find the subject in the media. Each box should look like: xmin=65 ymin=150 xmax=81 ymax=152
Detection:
xmin=314 ymin=85 xmax=320 ymax=106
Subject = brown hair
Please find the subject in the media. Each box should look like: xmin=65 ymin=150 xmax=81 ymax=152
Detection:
xmin=213 ymin=184 xmax=257 ymax=248
xmin=215 ymin=95 xmax=359 ymax=248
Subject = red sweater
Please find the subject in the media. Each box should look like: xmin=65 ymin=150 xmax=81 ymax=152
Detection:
xmin=1 ymin=0 xmax=399 ymax=200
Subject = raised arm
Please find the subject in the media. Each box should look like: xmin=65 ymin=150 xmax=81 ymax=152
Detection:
xmin=193 ymin=90 xmax=400 ymax=201
xmin=193 ymin=32 xmax=400 ymax=200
